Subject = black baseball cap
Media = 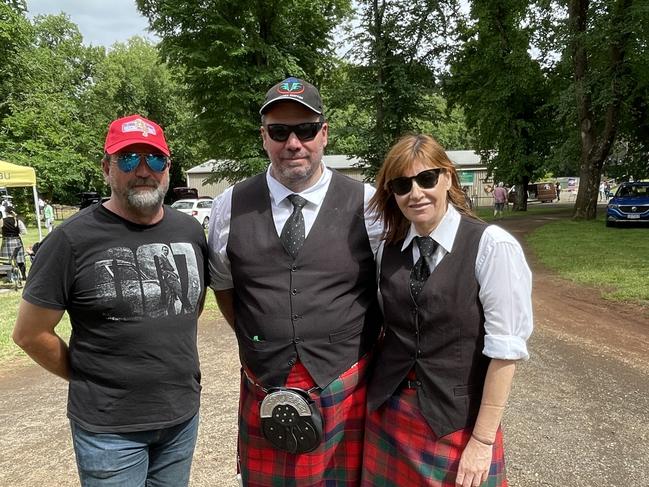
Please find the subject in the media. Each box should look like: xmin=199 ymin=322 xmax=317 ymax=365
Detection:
xmin=259 ymin=77 xmax=323 ymax=115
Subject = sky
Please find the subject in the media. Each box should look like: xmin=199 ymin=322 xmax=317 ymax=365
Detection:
xmin=26 ymin=0 xmax=158 ymax=48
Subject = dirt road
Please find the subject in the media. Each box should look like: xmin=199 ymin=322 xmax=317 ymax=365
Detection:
xmin=1 ymin=211 xmax=647 ymax=486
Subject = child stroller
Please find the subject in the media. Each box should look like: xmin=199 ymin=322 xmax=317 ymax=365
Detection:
xmin=0 ymin=246 xmax=23 ymax=291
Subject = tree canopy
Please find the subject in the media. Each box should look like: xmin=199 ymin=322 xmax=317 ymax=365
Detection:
xmin=137 ymin=0 xmax=353 ymax=183
xmin=1 ymin=0 xmax=648 ymax=220
xmin=0 ymin=12 xmax=207 ymax=206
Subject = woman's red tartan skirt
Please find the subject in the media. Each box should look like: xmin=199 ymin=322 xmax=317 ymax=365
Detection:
xmin=238 ymin=356 xmax=369 ymax=486
xmin=361 ymin=387 xmax=507 ymax=487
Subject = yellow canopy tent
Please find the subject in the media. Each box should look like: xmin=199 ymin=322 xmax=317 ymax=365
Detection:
xmin=0 ymin=159 xmax=43 ymax=240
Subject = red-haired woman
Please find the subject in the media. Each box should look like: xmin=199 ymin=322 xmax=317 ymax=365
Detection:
xmin=361 ymin=134 xmax=533 ymax=487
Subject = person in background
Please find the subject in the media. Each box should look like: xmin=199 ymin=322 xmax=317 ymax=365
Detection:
xmin=208 ymin=77 xmax=383 ymax=485
xmin=599 ymin=181 xmax=607 ymax=201
xmin=555 ymin=181 xmax=561 ymax=202
xmin=13 ymin=114 xmax=209 ymax=487
xmin=0 ymin=205 xmax=27 ymax=280
xmin=362 ymin=134 xmax=533 ymax=487
xmin=492 ymin=182 xmax=508 ymax=219
xmin=43 ymin=200 xmax=55 ymax=233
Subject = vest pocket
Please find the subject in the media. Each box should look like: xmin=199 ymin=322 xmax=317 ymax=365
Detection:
xmin=239 ymin=332 xmax=267 ymax=350
xmin=329 ymin=320 xmax=364 ymax=343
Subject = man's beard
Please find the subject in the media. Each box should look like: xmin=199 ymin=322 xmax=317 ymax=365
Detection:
xmin=112 ymin=177 xmax=168 ymax=213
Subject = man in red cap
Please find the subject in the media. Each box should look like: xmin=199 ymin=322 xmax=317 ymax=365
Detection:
xmin=209 ymin=77 xmax=383 ymax=485
xmin=13 ymin=114 xmax=209 ymax=486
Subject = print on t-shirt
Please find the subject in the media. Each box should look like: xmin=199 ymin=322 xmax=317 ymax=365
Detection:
xmin=95 ymin=242 xmax=201 ymax=320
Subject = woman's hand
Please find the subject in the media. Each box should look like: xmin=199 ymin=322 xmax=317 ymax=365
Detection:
xmin=455 ymin=435 xmax=493 ymax=487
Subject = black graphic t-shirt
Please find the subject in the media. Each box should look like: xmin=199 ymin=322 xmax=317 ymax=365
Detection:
xmin=23 ymin=204 xmax=209 ymax=433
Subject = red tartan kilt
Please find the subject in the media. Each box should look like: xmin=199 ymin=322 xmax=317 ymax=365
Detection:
xmin=238 ymin=356 xmax=369 ymax=486
xmin=361 ymin=387 xmax=508 ymax=487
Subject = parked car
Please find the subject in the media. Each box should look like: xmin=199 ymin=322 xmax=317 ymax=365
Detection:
xmin=507 ymin=182 xmax=557 ymax=204
xmin=606 ymin=182 xmax=649 ymax=227
xmin=171 ymin=198 xmax=213 ymax=228
xmin=79 ymin=191 xmax=101 ymax=209
xmin=172 ymin=186 xmax=199 ymax=201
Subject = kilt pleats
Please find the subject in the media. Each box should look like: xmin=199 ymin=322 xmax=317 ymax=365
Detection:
xmin=361 ymin=387 xmax=507 ymax=487
xmin=0 ymin=237 xmax=24 ymax=264
xmin=239 ymin=356 xmax=369 ymax=486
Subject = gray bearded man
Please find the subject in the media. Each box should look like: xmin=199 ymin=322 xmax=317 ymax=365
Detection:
xmin=13 ymin=114 xmax=209 ymax=486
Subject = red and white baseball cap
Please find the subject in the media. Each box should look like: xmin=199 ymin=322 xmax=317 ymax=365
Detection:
xmin=104 ymin=114 xmax=170 ymax=156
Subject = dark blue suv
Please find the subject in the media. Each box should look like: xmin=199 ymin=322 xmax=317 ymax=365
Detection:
xmin=606 ymin=182 xmax=649 ymax=227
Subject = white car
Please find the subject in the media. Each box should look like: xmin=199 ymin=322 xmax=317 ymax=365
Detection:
xmin=171 ymin=198 xmax=213 ymax=229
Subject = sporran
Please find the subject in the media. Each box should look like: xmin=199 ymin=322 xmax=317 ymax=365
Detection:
xmin=259 ymin=388 xmax=323 ymax=454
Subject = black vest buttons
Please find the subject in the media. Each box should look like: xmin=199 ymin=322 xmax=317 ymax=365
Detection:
xmin=288 ymin=359 xmax=296 ymax=366
xmin=292 ymin=314 xmax=301 ymax=320
xmin=291 ymin=289 xmax=298 ymax=295
xmin=291 ymin=265 xmax=298 ymax=272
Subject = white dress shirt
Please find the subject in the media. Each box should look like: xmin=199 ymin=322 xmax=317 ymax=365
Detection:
xmin=208 ymin=164 xmax=383 ymax=290
xmin=377 ymin=204 xmax=533 ymax=361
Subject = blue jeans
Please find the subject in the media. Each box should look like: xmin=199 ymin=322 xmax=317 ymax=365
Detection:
xmin=70 ymin=413 xmax=199 ymax=487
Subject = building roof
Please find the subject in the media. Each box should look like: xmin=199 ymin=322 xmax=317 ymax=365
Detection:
xmin=446 ymin=150 xmax=483 ymax=166
xmin=186 ymin=159 xmax=219 ymax=174
xmin=186 ymin=151 xmax=485 ymax=174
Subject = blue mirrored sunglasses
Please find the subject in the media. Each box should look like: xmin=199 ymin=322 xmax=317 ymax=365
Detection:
xmin=116 ymin=153 xmax=169 ymax=173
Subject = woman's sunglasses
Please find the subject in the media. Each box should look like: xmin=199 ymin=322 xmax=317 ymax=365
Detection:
xmin=116 ymin=153 xmax=169 ymax=173
xmin=388 ymin=168 xmax=443 ymax=196
xmin=266 ymin=122 xmax=324 ymax=142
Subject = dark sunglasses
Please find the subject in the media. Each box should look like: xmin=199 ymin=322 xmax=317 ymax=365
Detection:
xmin=388 ymin=168 xmax=443 ymax=196
xmin=115 ymin=153 xmax=169 ymax=173
xmin=266 ymin=122 xmax=324 ymax=142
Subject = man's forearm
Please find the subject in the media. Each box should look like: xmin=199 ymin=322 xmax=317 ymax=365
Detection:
xmin=12 ymin=300 xmax=69 ymax=380
xmin=14 ymin=331 xmax=71 ymax=381
xmin=213 ymin=288 xmax=235 ymax=330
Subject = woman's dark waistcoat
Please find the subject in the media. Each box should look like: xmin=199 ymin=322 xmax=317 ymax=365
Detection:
xmin=367 ymin=216 xmax=490 ymax=437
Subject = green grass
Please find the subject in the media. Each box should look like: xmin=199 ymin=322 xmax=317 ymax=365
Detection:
xmin=527 ymin=217 xmax=649 ymax=305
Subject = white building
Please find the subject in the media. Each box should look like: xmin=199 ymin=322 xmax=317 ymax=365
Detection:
xmin=185 ymin=152 xmax=490 ymax=202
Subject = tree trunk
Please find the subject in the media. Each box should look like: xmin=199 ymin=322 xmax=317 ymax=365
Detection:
xmin=571 ymin=0 xmax=631 ymax=220
xmin=512 ymin=175 xmax=529 ymax=211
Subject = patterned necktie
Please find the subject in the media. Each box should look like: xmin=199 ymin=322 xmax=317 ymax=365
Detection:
xmin=409 ymin=236 xmax=438 ymax=299
xmin=280 ymin=194 xmax=307 ymax=259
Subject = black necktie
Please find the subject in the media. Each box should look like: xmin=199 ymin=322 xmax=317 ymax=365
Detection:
xmin=280 ymin=194 xmax=307 ymax=259
xmin=409 ymin=236 xmax=438 ymax=299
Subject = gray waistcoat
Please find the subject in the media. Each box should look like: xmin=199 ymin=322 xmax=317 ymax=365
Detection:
xmin=367 ymin=216 xmax=489 ymax=437
xmin=228 ymin=171 xmax=381 ymax=389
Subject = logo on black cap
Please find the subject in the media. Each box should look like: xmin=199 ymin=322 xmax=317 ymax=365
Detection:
xmin=278 ymin=80 xmax=305 ymax=96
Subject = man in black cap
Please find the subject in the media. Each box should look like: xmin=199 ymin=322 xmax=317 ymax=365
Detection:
xmin=208 ymin=77 xmax=383 ymax=485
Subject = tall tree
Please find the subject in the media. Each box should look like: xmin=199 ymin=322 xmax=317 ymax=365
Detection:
xmin=444 ymin=0 xmax=553 ymax=210
xmin=0 ymin=1 xmax=32 ymax=123
xmin=567 ymin=0 xmax=637 ymax=219
xmin=0 ymin=14 xmax=105 ymax=204
xmin=137 ymin=0 xmax=351 ymax=183
xmin=339 ymin=0 xmax=461 ymax=180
